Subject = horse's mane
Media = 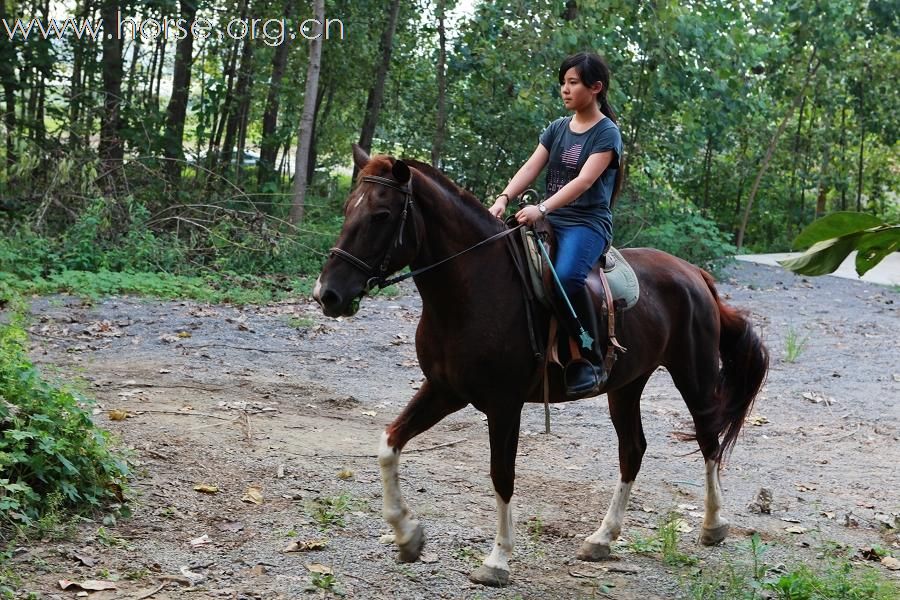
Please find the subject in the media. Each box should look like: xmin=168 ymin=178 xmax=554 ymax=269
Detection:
xmin=359 ymin=155 xmax=498 ymax=230
xmin=401 ymin=159 xmax=484 ymax=211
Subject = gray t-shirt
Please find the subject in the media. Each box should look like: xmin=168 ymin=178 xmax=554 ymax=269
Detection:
xmin=539 ymin=116 xmax=622 ymax=239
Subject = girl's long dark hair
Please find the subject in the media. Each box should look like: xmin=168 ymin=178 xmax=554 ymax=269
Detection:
xmin=558 ymin=52 xmax=624 ymax=205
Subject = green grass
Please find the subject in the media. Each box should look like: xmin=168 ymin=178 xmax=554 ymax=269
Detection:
xmin=784 ymin=326 xmax=810 ymax=363
xmin=307 ymin=494 xmax=359 ymax=529
xmin=685 ymin=534 xmax=899 ymax=600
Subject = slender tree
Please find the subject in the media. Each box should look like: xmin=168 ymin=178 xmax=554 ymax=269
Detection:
xmin=99 ymin=0 xmax=125 ymax=165
xmin=431 ymin=0 xmax=447 ymax=168
xmin=290 ymin=0 xmax=325 ymax=224
xmin=163 ymin=0 xmax=199 ymax=182
xmin=353 ymin=0 xmax=401 ymax=179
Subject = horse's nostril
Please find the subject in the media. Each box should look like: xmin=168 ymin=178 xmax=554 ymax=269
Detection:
xmin=320 ymin=289 xmax=341 ymax=309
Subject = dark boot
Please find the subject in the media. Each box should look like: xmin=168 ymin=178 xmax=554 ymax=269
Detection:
xmin=563 ymin=288 xmax=608 ymax=399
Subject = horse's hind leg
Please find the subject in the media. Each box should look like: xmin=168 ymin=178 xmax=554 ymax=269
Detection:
xmin=469 ymin=405 xmax=522 ymax=587
xmin=379 ymin=381 xmax=466 ymax=562
xmin=669 ymin=361 xmax=729 ymax=546
xmin=578 ymin=374 xmax=651 ymax=561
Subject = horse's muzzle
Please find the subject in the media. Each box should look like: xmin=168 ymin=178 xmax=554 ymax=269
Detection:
xmin=313 ymin=276 xmax=361 ymax=318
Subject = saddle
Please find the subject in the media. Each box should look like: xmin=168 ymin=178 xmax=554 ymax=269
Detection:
xmin=513 ymin=219 xmax=639 ymax=378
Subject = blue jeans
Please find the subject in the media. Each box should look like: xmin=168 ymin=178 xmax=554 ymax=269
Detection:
xmin=553 ymin=223 xmax=610 ymax=297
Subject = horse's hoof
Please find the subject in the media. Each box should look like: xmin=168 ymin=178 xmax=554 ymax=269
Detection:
xmin=397 ymin=523 xmax=425 ymax=562
xmin=576 ymin=540 xmax=612 ymax=561
xmin=699 ymin=523 xmax=729 ymax=546
xmin=469 ymin=565 xmax=510 ymax=587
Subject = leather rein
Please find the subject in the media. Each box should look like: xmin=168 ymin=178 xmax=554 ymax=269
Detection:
xmin=329 ymin=174 xmax=522 ymax=293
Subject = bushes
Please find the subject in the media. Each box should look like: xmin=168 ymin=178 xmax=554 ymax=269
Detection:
xmin=0 ymin=307 xmax=130 ymax=529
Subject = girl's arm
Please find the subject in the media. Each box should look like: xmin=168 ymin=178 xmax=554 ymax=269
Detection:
xmin=488 ymin=144 xmax=550 ymax=218
xmin=515 ymin=151 xmax=613 ymax=225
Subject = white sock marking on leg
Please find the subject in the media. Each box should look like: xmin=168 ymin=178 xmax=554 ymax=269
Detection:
xmin=703 ymin=459 xmax=727 ymax=530
xmin=482 ymin=492 xmax=514 ymax=572
xmin=378 ymin=431 xmax=419 ymax=544
xmin=585 ymin=480 xmax=633 ymax=546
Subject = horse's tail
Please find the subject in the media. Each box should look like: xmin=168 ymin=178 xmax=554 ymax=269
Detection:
xmin=702 ymin=271 xmax=769 ymax=463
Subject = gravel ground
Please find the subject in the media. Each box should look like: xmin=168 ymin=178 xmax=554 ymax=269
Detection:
xmin=7 ymin=260 xmax=900 ymax=599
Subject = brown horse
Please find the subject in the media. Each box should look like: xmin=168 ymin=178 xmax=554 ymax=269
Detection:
xmin=313 ymin=146 xmax=769 ymax=587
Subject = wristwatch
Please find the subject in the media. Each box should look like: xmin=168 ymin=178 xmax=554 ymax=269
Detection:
xmin=538 ymin=203 xmax=548 ymax=216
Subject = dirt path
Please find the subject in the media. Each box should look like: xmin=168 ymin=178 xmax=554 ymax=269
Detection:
xmin=11 ymin=262 xmax=900 ymax=599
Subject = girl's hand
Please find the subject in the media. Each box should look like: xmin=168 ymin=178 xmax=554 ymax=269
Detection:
xmin=515 ymin=205 xmax=544 ymax=225
xmin=488 ymin=197 xmax=508 ymax=219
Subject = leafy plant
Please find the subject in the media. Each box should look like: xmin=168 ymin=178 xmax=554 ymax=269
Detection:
xmin=0 ymin=308 xmax=131 ymax=530
xmin=780 ymin=212 xmax=899 ymax=277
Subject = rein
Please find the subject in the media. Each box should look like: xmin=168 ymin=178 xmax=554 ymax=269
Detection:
xmin=329 ymin=174 xmax=523 ymax=292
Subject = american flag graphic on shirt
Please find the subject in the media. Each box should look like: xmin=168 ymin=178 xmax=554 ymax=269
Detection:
xmin=547 ymin=143 xmax=583 ymax=195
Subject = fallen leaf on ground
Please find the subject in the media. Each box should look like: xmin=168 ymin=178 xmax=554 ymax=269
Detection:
xmin=882 ymin=556 xmax=900 ymax=570
xmin=748 ymin=414 xmax=769 ymax=426
xmin=673 ymin=518 xmax=694 ymax=533
xmin=306 ymin=564 xmax=333 ymax=575
xmin=108 ymin=409 xmax=128 ymax=421
xmin=421 ymin=552 xmax=439 ymax=564
xmin=189 ymin=534 xmax=211 ymax=547
xmin=242 ymin=486 xmax=263 ymax=504
xmin=360 ymin=410 xmax=377 ymax=417
xmin=378 ymin=534 xmax=395 ymax=544
xmin=784 ymin=525 xmax=807 ymax=534
xmin=71 ymin=552 xmax=96 ymax=567
xmin=284 ymin=539 xmax=328 ymax=553
xmin=58 ymin=580 xmax=117 ymax=591
xmin=193 ymin=484 xmax=219 ymax=494
xmin=859 ymin=547 xmax=882 ymax=561
xmin=780 ymin=517 xmax=802 ymax=523
xmin=337 ymin=469 xmax=354 ymax=480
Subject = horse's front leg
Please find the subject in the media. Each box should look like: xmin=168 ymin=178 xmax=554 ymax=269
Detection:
xmin=469 ymin=405 xmax=522 ymax=587
xmin=379 ymin=381 xmax=466 ymax=562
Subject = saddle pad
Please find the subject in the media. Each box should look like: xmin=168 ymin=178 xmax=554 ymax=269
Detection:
xmin=597 ymin=246 xmax=639 ymax=310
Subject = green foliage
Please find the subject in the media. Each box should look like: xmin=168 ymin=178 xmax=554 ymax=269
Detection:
xmin=0 ymin=309 xmax=130 ymax=529
xmin=780 ymin=213 xmax=900 ymax=277
xmin=686 ymin=534 xmax=899 ymax=600
xmin=307 ymin=494 xmax=359 ymax=529
xmin=784 ymin=327 xmax=809 ymax=363
xmin=616 ymin=174 xmax=737 ymax=268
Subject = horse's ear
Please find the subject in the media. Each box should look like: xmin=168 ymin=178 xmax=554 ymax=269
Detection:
xmin=392 ymin=160 xmax=411 ymax=184
xmin=352 ymin=144 xmax=370 ymax=170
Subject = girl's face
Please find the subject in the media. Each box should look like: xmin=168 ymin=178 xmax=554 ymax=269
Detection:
xmin=560 ymin=67 xmax=602 ymax=112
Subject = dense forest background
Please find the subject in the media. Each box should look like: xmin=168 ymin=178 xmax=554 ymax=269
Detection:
xmin=0 ymin=0 xmax=897 ymax=299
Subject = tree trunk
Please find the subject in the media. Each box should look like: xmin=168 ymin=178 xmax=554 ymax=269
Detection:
xmin=431 ymin=0 xmax=447 ymax=168
xmin=0 ymin=0 xmax=18 ymax=170
xmin=257 ymin=0 xmax=294 ymax=187
xmin=210 ymin=32 xmax=243 ymax=167
xmin=221 ymin=41 xmax=253 ymax=170
xmin=701 ymin=135 xmax=712 ymax=209
xmin=290 ymin=0 xmax=325 ymax=225
xmin=99 ymin=0 xmax=124 ymax=164
xmin=839 ymin=103 xmax=847 ymax=210
xmin=163 ymin=0 xmax=199 ymax=183
xmin=353 ymin=0 xmax=402 ymax=180
xmin=306 ymin=85 xmax=326 ymax=186
xmin=856 ymin=70 xmax=865 ymax=211
xmin=736 ymin=49 xmax=820 ymax=250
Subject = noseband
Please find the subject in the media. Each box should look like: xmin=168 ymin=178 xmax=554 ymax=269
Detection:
xmin=329 ymin=174 xmax=522 ymax=293
xmin=329 ymin=175 xmax=415 ymax=293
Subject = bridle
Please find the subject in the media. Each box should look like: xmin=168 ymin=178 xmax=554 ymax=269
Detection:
xmin=328 ymin=173 xmax=522 ymax=293
xmin=329 ymin=175 xmax=416 ymax=293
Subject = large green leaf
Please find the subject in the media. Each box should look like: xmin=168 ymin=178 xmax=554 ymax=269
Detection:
xmin=778 ymin=234 xmax=861 ymax=276
xmin=792 ymin=212 xmax=883 ymax=250
xmin=855 ymin=226 xmax=900 ymax=275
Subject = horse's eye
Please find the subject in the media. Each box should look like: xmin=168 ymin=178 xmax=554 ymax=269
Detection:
xmin=371 ymin=211 xmax=391 ymax=223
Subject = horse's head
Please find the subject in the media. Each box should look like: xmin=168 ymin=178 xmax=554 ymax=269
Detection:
xmin=314 ymin=145 xmax=421 ymax=317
